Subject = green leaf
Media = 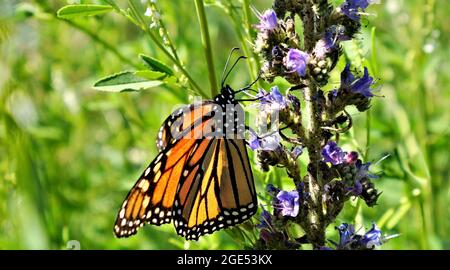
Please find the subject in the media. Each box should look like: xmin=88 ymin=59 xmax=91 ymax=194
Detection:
xmin=57 ymin=4 xmax=113 ymax=19
xmin=93 ymin=71 xmax=163 ymax=92
xmin=134 ymin=70 xmax=166 ymax=80
xmin=139 ymin=54 xmax=174 ymax=76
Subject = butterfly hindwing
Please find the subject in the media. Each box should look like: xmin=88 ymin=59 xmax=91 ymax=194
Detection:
xmin=172 ymin=138 xmax=257 ymax=240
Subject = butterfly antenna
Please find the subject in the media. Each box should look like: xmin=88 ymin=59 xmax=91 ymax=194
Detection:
xmin=221 ymin=47 xmax=240 ymax=87
xmin=222 ymin=56 xmax=247 ymax=87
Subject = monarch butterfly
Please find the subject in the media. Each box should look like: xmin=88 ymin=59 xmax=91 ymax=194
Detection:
xmin=113 ymin=50 xmax=258 ymax=240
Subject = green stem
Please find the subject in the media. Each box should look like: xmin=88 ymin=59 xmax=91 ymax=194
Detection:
xmin=365 ymin=109 xmax=371 ymax=160
xmin=195 ymin=0 xmax=219 ymax=97
xmin=224 ymin=2 xmax=256 ymax=82
xmin=144 ymin=30 xmax=208 ymax=97
xmin=304 ymin=83 xmax=326 ymax=249
xmin=125 ymin=1 xmax=207 ymax=97
xmin=241 ymin=0 xmax=262 ymax=81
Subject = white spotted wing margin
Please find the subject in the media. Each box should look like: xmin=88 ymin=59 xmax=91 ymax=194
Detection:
xmin=113 ymin=150 xmax=174 ymax=238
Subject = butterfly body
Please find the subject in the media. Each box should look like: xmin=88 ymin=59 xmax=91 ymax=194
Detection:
xmin=114 ymin=85 xmax=257 ymax=240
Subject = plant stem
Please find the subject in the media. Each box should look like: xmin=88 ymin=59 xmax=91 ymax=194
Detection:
xmin=195 ymin=0 xmax=219 ymax=97
xmin=241 ymin=0 xmax=262 ymax=78
xmin=304 ymin=83 xmax=326 ymax=248
xmin=365 ymin=109 xmax=371 ymax=159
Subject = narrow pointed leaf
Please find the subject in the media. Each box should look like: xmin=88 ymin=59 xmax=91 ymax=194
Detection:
xmin=139 ymin=54 xmax=174 ymax=76
xmin=57 ymin=5 xmax=113 ymax=19
xmin=93 ymin=71 xmax=163 ymax=92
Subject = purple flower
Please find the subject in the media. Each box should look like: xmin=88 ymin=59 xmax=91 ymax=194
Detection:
xmin=284 ymin=48 xmax=309 ymax=77
xmin=355 ymin=160 xmax=378 ymax=181
xmin=340 ymin=64 xmax=375 ymax=97
xmin=322 ymin=141 xmax=346 ymax=165
xmin=254 ymin=9 xmax=278 ymax=31
xmin=276 ymin=190 xmax=300 ymax=217
xmin=313 ymin=26 xmax=349 ymax=58
xmin=248 ymin=130 xmax=282 ymax=151
xmin=334 ymin=222 xmax=394 ymax=249
xmin=359 ymin=223 xmax=382 ymax=249
xmin=340 ymin=0 xmax=374 ymax=21
xmin=337 ymin=223 xmax=356 ymax=248
xmin=257 ymin=86 xmax=288 ymax=113
xmin=248 ymin=130 xmax=261 ymax=150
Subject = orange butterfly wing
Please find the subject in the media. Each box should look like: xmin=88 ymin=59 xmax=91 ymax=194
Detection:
xmin=114 ymin=100 xmax=257 ymax=240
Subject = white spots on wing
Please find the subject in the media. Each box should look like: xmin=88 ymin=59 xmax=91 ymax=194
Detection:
xmin=144 ymin=167 xmax=151 ymax=177
xmin=121 ymin=219 xmax=126 ymax=226
xmin=119 ymin=208 xmax=125 ymax=219
xmin=153 ymin=162 xmax=161 ymax=173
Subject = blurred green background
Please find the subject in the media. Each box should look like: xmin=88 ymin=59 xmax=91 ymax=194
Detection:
xmin=0 ymin=0 xmax=448 ymax=250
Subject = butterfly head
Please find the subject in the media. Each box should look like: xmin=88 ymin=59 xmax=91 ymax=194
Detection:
xmin=214 ymin=85 xmax=236 ymax=106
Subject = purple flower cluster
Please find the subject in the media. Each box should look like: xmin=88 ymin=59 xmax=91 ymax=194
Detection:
xmin=322 ymin=141 xmax=362 ymax=165
xmin=331 ymin=222 xmax=390 ymax=250
xmin=321 ymin=141 xmax=379 ymax=198
xmin=249 ymin=0 xmax=386 ymax=250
